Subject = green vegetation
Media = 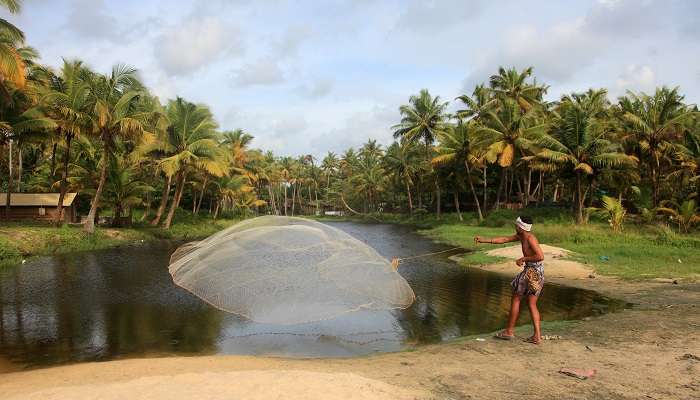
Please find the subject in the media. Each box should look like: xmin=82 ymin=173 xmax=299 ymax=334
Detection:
xmin=0 ymin=212 xmax=240 ymax=268
xmin=331 ymin=208 xmax=700 ymax=280
xmin=1 ymin=1 xmax=699 ymax=283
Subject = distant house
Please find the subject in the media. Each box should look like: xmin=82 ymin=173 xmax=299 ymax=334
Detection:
xmin=0 ymin=193 xmax=78 ymax=223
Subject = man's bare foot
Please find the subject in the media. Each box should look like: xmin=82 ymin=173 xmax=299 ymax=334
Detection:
xmin=525 ymin=335 xmax=541 ymax=345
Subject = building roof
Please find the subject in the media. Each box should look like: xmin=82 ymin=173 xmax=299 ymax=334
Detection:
xmin=0 ymin=193 xmax=77 ymax=207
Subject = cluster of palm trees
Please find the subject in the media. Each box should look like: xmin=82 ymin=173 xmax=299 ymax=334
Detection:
xmin=2 ymin=1 xmax=700 ymax=233
xmin=323 ymin=67 xmax=699 ymax=231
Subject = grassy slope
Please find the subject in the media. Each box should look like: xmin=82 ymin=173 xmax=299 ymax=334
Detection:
xmin=0 ymin=211 xmax=241 ymax=268
xmin=319 ymin=208 xmax=700 ymax=280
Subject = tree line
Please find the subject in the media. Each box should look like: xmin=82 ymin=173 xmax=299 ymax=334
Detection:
xmin=2 ymin=1 xmax=699 ymax=233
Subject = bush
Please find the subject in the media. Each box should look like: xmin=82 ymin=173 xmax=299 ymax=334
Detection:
xmin=0 ymin=238 xmax=21 ymax=264
xmin=653 ymin=226 xmax=700 ymax=249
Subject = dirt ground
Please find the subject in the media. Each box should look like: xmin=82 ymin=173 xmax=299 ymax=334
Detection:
xmin=0 ymin=246 xmax=698 ymax=400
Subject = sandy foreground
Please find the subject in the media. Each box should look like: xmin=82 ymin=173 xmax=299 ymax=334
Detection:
xmin=1 ymin=245 xmax=698 ymax=400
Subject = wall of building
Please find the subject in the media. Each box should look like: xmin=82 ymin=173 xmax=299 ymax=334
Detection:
xmin=0 ymin=206 xmax=76 ymax=223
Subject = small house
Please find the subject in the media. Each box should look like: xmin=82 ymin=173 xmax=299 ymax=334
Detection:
xmin=0 ymin=193 xmax=78 ymax=223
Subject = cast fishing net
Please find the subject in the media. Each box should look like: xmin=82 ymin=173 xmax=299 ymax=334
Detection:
xmin=168 ymin=216 xmax=415 ymax=325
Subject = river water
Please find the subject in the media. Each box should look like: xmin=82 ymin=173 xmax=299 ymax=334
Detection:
xmin=0 ymin=221 xmax=626 ymax=368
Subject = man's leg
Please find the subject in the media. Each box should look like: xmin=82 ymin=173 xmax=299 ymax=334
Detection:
xmin=526 ymin=294 xmax=541 ymax=343
xmin=504 ymin=292 xmax=522 ymax=336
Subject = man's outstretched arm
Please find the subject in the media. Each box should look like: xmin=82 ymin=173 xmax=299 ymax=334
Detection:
xmin=474 ymin=235 xmax=519 ymax=245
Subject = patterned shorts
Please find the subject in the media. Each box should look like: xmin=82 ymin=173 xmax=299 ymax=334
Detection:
xmin=511 ymin=261 xmax=544 ymax=297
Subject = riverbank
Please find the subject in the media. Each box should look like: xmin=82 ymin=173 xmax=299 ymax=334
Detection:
xmin=1 ymin=254 xmax=697 ymax=399
xmin=0 ymin=213 xmax=240 ymax=268
xmin=317 ymin=208 xmax=700 ymax=280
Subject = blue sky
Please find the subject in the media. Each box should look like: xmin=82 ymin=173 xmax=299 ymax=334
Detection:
xmin=4 ymin=0 xmax=700 ymax=157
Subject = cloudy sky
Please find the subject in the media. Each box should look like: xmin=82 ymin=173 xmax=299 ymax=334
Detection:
xmin=4 ymin=0 xmax=700 ymax=157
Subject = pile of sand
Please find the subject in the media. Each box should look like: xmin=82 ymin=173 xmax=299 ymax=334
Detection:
xmin=482 ymin=244 xmax=594 ymax=280
xmin=5 ymin=370 xmax=418 ymax=400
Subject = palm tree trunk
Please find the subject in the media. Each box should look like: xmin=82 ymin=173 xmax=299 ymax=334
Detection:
xmin=213 ymin=198 xmax=220 ymax=219
xmin=405 ymin=178 xmax=413 ymax=215
xmin=5 ymin=139 xmax=13 ymax=218
xmin=307 ymin=184 xmax=312 ymax=214
xmin=291 ymin=183 xmax=297 ymax=216
xmin=524 ymin=168 xmax=532 ymax=206
xmin=651 ymin=156 xmax=659 ymax=207
xmin=575 ymin=172 xmax=584 ymax=224
xmin=298 ymin=183 xmax=303 ymax=213
xmin=56 ymin=134 xmax=73 ymax=226
xmin=507 ymin=166 xmax=515 ymax=202
xmin=465 ymin=161 xmax=483 ymax=222
xmin=495 ymin=167 xmax=506 ymax=209
xmin=151 ymin=173 xmax=171 ymax=225
xmin=195 ymin=176 xmax=208 ymax=215
xmin=50 ymin=142 xmax=58 ymax=182
xmin=482 ymin=165 xmax=488 ymax=212
xmin=267 ymin=183 xmax=276 ymax=214
xmin=163 ymin=169 xmax=186 ymax=229
xmin=453 ymin=191 xmax=463 ymax=221
xmin=84 ymin=137 xmax=110 ymax=233
xmin=435 ymin=179 xmax=441 ymax=219
xmin=417 ymin=178 xmax=423 ymax=210
xmin=314 ymin=183 xmax=319 ymax=215
xmin=112 ymin=203 xmax=123 ymax=227
xmin=17 ymin=147 xmax=21 ymax=191
xmin=283 ymin=182 xmax=288 ymax=216
xmin=140 ymin=192 xmax=151 ymax=222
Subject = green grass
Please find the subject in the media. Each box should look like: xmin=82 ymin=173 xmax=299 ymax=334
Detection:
xmin=317 ymin=207 xmax=700 ymax=280
xmin=0 ymin=210 xmax=241 ymax=268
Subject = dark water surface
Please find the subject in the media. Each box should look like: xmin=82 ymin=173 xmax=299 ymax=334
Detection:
xmin=0 ymin=221 xmax=626 ymax=368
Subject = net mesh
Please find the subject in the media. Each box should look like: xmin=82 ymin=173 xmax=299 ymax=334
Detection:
xmin=168 ymin=216 xmax=415 ymax=325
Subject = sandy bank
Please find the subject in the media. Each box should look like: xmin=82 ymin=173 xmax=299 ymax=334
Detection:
xmin=4 ymin=369 xmax=421 ymax=400
xmin=481 ymin=244 xmax=596 ymax=281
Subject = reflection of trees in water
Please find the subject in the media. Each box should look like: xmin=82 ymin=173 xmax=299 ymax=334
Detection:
xmin=0 ymin=246 xmax=225 ymax=367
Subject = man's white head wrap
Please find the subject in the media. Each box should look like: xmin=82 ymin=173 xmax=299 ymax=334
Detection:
xmin=516 ymin=217 xmax=532 ymax=232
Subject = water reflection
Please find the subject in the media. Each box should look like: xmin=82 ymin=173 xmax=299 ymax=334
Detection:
xmin=0 ymin=222 xmax=626 ymax=368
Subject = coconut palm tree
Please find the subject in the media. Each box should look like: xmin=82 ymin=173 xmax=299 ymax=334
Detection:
xmin=82 ymin=65 xmax=158 ymax=233
xmin=32 ymin=60 xmax=92 ymax=224
xmin=456 ymin=84 xmax=495 ymax=121
xmin=393 ymin=89 xmax=449 ymax=216
xmin=0 ymin=0 xmax=30 ymax=91
xmin=533 ymin=89 xmax=637 ymax=223
xmin=0 ymin=86 xmax=55 ymax=217
xmin=433 ymin=120 xmax=485 ymax=221
xmin=489 ymin=66 xmax=547 ymax=111
xmin=321 ymin=151 xmax=338 ymax=192
xmin=657 ymin=199 xmax=700 ymax=233
xmin=384 ymin=141 xmax=421 ymax=214
xmin=104 ymin=154 xmax=153 ymax=227
xmin=618 ymin=87 xmax=696 ymax=207
xmin=159 ymin=98 xmax=226 ymax=229
xmin=475 ymin=96 xmax=548 ymax=207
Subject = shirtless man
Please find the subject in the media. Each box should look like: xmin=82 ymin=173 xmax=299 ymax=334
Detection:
xmin=474 ymin=216 xmax=545 ymax=344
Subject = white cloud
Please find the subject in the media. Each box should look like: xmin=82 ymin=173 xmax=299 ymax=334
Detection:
xmin=295 ymin=79 xmax=333 ymax=99
xmin=232 ymin=58 xmax=285 ymax=87
xmin=272 ymin=26 xmax=312 ymax=59
xmin=155 ymin=16 xmax=243 ymax=76
xmin=395 ymin=0 xmax=486 ymax=33
xmin=64 ymin=0 xmax=121 ymax=41
xmin=616 ymin=65 xmax=655 ymax=92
